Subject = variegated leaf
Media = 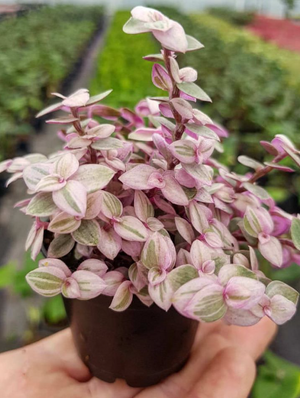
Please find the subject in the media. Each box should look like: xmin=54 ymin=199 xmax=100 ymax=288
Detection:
xmin=72 ymin=219 xmax=100 ymax=246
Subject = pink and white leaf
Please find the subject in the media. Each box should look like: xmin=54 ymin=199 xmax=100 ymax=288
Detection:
xmin=85 ymin=192 xmax=102 ymax=220
xmin=122 ymin=239 xmax=142 ymax=258
xmin=184 ymin=283 xmax=226 ymax=322
xmin=224 ymin=308 xmax=262 ymax=326
xmin=172 ymin=277 xmax=216 ymax=318
xmin=39 ymin=258 xmax=71 ymax=277
xmin=26 ymin=192 xmax=57 ymax=217
xmin=47 ymin=234 xmax=75 ymax=258
xmin=134 ymin=191 xmax=154 ymax=222
xmin=152 ymin=64 xmax=172 ymax=91
xmin=161 ymin=172 xmax=189 ymax=206
xmin=48 ymin=212 xmax=81 ymax=234
xmin=114 ymin=216 xmax=148 ymax=242
xmin=78 ymin=259 xmax=108 ymax=277
xmin=224 ymin=276 xmax=265 ymax=310
xmin=35 ymin=174 xmax=66 ymax=192
xmin=26 ymin=266 xmax=65 ymax=297
xmin=188 ymin=201 xmax=210 ymax=233
xmin=23 ymin=163 xmax=52 ymax=191
xmin=266 ymin=281 xmax=299 ymax=305
xmin=72 ymin=219 xmax=100 ymax=246
xmin=71 ymin=270 xmax=106 ymax=300
xmin=258 ymin=235 xmax=283 ymax=268
xmin=109 ymin=281 xmax=133 ymax=311
xmin=141 ymin=232 xmax=176 ymax=270
xmin=61 ymin=88 xmax=90 ymax=107
xmin=55 ymin=152 xmax=79 ymax=179
xmin=146 ymin=217 xmax=164 ymax=232
xmin=97 ymin=227 xmax=122 ymax=260
xmin=169 ymin=140 xmax=197 ymax=164
xmin=129 ymin=127 xmax=160 ymax=141
xmin=30 ymin=226 xmax=44 ymax=260
xmin=53 ymin=180 xmax=87 ymax=217
xmin=72 ymin=164 xmax=115 ymax=193
xmin=152 ymin=21 xmax=188 ymax=53
xmin=62 ymin=278 xmax=81 ymax=299
xmin=119 ymin=164 xmax=157 ymax=190
xmin=100 ymin=191 xmax=123 ymax=219
xmin=183 ymin=163 xmax=213 ymax=185
xmin=102 ymin=271 xmax=125 ymax=296
xmin=171 ymin=98 xmax=194 ymax=120
xmin=175 ymin=217 xmax=194 ymax=244
xmin=266 ymin=294 xmax=297 ymax=325
xmin=190 ymin=240 xmax=211 ymax=270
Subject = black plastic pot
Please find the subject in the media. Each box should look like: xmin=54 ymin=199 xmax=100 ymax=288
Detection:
xmin=63 ymin=295 xmax=198 ymax=387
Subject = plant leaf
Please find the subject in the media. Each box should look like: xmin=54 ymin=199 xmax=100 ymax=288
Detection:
xmin=72 ymin=219 xmax=100 ymax=246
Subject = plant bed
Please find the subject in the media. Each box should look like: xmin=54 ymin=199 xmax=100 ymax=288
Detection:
xmin=0 ymin=5 xmax=105 ymax=163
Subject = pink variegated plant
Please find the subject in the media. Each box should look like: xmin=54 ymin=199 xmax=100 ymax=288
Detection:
xmin=1 ymin=6 xmax=300 ymax=326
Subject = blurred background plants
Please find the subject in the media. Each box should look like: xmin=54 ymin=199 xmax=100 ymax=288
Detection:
xmin=0 ymin=4 xmax=103 ymax=162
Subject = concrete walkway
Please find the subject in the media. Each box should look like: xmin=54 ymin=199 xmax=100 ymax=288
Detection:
xmin=0 ymin=18 xmax=109 ymax=351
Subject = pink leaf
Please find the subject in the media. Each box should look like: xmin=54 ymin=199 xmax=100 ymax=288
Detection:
xmin=62 ymin=278 xmax=81 ymax=299
xmin=171 ymin=98 xmax=193 ymax=120
xmin=161 ymin=172 xmax=189 ymax=206
xmin=175 ymin=217 xmax=194 ymax=244
xmin=72 ymin=164 xmax=115 ymax=193
xmin=153 ymin=21 xmax=188 ymax=53
xmin=61 ymin=88 xmax=90 ymax=107
xmin=224 ymin=276 xmax=265 ymax=310
xmin=39 ymin=258 xmax=71 ymax=277
xmin=35 ymin=175 xmax=66 ymax=192
xmin=152 ymin=64 xmax=172 ymax=91
xmin=190 ymin=240 xmax=211 ymax=270
xmin=72 ymin=270 xmax=106 ymax=300
xmin=55 ymin=152 xmax=79 ymax=179
xmin=48 ymin=212 xmax=81 ymax=234
xmin=134 ymin=190 xmax=154 ymax=222
xmin=109 ymin=281 xmax=133 ymax=311
xmin=258 ymin=235 xmax=283 ymax=268
xmin=169 ymin=139 xmax=197 ymax=164
xmin=114 ymin=216 xmax=148 ymax=242
xmin=97 ymin=227 xmax=122 ymax=260
xmin=78 ymin=259 xmax=108 ymax=277
xmin=119 ymin=164 xmax=157 ymax=190
xmin=102 ymin=271 xmax=125 ymax=296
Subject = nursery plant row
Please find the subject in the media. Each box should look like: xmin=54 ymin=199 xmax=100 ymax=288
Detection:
xmin=0 ymin=5 xmax=104 ymax=162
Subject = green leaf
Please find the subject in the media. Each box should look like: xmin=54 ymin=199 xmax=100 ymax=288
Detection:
xmin=176 ymin=82 xmax=212 ymax=102
xmin=253 ymin=351 xmax=300 ymax=398
xmin=0 ymin=262 xmax=16 ymax=289
xmin=43 ymin=295 xmax=66 ymax=325
xmin=291 ymin=218 xmax=300 ymax=250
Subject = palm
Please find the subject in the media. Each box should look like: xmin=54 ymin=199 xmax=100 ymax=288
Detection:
xmin=0 ymin=318 xmax=276 ymax=398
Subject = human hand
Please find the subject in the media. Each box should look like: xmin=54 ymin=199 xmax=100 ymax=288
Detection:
xmin=0 ymin=318 xmax=276 ymax=398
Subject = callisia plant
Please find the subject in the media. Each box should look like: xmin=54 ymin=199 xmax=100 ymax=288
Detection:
xmin=1 ymin=6 xmax=300 ymax=326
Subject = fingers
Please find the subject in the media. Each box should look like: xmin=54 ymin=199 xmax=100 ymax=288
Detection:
xmin=219 ymin=317 xmax=277 ymax=360
xmin=186 ymin=347 xmax=256 ymax=398
xmin=32 ymin=328 xmax=91 ymax=382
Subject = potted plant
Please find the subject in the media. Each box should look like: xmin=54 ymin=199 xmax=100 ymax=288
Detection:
xmin=0 ymin=5 xmax=299 ymax=388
